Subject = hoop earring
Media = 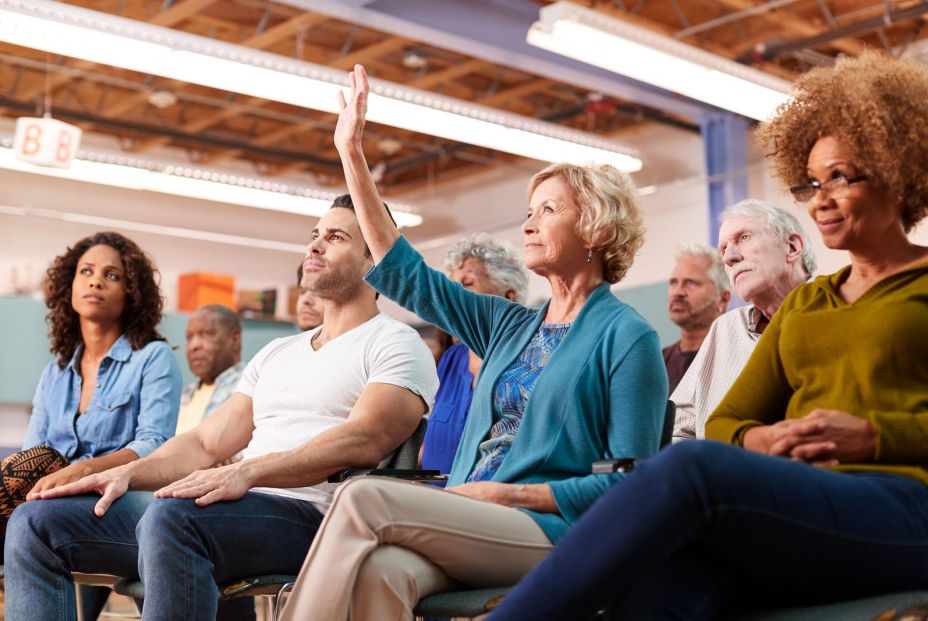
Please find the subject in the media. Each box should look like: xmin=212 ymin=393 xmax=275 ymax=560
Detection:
xmin=586 ymin=248 xmax=593 ymax=263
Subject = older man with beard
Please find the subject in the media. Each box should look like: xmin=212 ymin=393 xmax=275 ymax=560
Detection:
xmin=672 ymin=199 xmax=815 ymax=441
xmin=663 ymin=244 xmax=731 ymax=393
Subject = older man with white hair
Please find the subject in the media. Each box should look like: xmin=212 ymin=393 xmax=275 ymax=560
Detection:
xmin=672 ymin=199 xmax=816 ymax=441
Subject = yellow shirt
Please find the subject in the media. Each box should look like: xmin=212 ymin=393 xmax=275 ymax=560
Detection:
xmin=176 ymin=383 xmax=217 ymax=435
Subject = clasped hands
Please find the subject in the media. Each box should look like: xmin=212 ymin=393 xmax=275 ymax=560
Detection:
xmin=743 ymin=408 xmax=877 ymax=466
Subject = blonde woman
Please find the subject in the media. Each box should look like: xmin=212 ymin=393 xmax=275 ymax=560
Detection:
xmin=279 ymin=65 xmax=668 ymax=621
xmin=487 ymin=51 xmax=928 ymax=621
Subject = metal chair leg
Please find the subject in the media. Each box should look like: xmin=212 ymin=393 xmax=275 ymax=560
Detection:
xmin=271 ymin=581 xmax=294 ymax=621
xmin=75 ymin=584 xmax=86 ymax=621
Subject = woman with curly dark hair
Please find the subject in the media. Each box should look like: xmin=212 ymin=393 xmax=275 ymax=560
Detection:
xmin=0 ymin=231 xmax=181 ymax=540
xmin=485 ymin=52 xmax=928 ymax=621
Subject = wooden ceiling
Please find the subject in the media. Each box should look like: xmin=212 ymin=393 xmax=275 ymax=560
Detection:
xmin=551 ymin=0 xmax=928 ymax=77
xmin=0 ymin=0 xmax=925 ymax=196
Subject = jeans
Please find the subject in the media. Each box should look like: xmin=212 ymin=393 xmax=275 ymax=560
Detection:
xmin=485 ymin=441 xmax=928 ymax=621
xmin=5 ymin=490 xmax=324 ymax=621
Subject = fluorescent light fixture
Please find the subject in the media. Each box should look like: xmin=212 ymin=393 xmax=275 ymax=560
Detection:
xmin=0 ymin=139 xmax=423 ymax=227
xmin=0 ymin=0 xmax=642 ymax=172
xmin=0 ymin=203 xmax=308 ymax=254
xmin=528 ymin=1 xmax=791 ymax=122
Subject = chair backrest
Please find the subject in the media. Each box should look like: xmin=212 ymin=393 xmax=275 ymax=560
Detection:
xmin=385 ymin=417 xmax=428 ymax=469
xmin=660 ymin=401 xmax=676 ymax=448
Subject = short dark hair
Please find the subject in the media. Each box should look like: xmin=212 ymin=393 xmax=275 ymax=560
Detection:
xmin=330 ymin=193 xmax=398 ymax=233
xmin=329 ymin=193 xmax=392 ymax=299
xmin=196 ymin=304 xmax=241 ymax=335
xmin=296 ymin=262 xmax=303 ymax=287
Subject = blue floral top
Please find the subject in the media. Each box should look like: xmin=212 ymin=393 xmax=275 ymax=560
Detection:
xmin=468 ymin=322 xmax=570 ymax=482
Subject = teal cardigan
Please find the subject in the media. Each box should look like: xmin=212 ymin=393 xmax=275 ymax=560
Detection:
xmin=366 ymin=237 xmax=668 ymax=541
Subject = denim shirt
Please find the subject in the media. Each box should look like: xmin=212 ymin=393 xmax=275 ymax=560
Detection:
xmin=24 ymin=335 xmax=182 ymax=461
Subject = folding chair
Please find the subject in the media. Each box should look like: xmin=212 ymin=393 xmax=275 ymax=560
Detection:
xmin=112 ymin=418 xmax=441 ymax=621
xmin=414 ymin=401 xmax=677 ymax=619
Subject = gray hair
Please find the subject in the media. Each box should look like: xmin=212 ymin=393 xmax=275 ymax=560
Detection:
xmin=195 ymin=304 xmax=242 ymax=335
xmin=443 ymin=233 xmax=529 ymax=305
xmin=674 ymin=243 xmax=731 ymax=294
xmin=720 ymin=199 xmax=817 ymax=277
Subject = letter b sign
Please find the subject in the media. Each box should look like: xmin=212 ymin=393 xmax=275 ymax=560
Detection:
xmin=13 ymin=117 xmax=82 ymax=169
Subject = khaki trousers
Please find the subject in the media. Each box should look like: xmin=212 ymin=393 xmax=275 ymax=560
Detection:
xmin=279 ymin=477 xmax=553 ymax=621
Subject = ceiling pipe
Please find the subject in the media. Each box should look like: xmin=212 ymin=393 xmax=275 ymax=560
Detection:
xmin=0 ymin=96 xmax=343 ymax=170
xmin=744 ymin=1 xmax=928 ymax=62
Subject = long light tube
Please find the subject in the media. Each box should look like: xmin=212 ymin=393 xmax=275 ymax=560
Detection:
xmin=0 ymin=0 xmax=642 ymax=172
xmin=0 ymin=142 xmax=423 ymax=227
xmin=0 ymin=203 xmax=308 ymax=254
xmin=528 ymin=1 xmax=791 ymax=122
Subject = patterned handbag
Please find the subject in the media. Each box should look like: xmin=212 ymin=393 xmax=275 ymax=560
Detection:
xmin=0 ymin=445 xmax=69 ymax=520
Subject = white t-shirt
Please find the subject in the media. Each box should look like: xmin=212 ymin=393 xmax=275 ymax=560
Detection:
xmin=235 ymin=313 xmax=438 ymax=513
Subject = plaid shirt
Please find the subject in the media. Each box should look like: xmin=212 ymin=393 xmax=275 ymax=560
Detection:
xmin=671 ymin=306 xmax=766 ymax=442
xmin=180 ymin=361 xmax=246 ymax=421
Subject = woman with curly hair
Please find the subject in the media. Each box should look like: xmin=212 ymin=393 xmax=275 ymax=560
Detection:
xmin=484 ymin=52 xmax=928 ymax=621
xmin=1 ymin=232 xmax=181 ymax=542
xmin=276 ymin=65 xmax=667 ymax=621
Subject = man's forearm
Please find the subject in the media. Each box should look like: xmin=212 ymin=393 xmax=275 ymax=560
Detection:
xmin=238 ymin=422 xmax=391 ymax=490
xmin=126 ymin=432 xmax=218 ymax=490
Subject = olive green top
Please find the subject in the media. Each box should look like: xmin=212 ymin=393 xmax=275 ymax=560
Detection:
xmin=706 ymin=260 xmax=928 ymax=485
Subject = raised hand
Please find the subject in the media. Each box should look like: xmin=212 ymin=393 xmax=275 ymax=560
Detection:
xmin=154 ymin=462 xmax=252 ymax=507
xmin=334 ymin=64 xmax=370 ymax=155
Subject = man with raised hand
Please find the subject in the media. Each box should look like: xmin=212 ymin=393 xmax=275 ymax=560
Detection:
xmin=5 ymin=195 xmax=439 ymax=621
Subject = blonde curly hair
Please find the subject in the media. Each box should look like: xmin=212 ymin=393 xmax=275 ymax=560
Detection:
xmin=527 ymin=163 xmax=645 ymax=284
xmin=757 ymin=51 xmax=928 ymax=232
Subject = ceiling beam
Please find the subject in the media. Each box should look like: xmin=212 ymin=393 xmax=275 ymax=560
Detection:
xmin=477 ymin=78 xmax=555 ymax=107
xmin=330 ymin=35 xmax=409 ymax=69
xmin=243 ymin=11 xmax=330 ymax=49
xmin=278 ymin=0 xmax=711 ymax=120
xmin=584 ymin=2 xmax=797 ymax=80
xmin=127 ymin=11 xmax=337 ymax=153
xmin=16 ymin=0 xmax=221 ymax=102
xmin=712 ymin=0 xmax=867 ymax=56
xmin=0 ymin=94 xmax=343 ymax=169
xmin=408 ymin=58 xmax=491 ymax=89
xmin=747 ymin=1 xmax=928 ymax=61
xmin=150 ymin=0 xmax=219 ymax=27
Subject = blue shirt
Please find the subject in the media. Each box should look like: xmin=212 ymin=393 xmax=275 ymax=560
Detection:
xmin=367 ymin=237 xmax=667 ymax=542
xmin=422 ymin=343 xmax=474 ymax=475
xmin=24 ymin=334 xmax=182 ymax=461
xmin=468 ymin=323 xmax=570 ymax=482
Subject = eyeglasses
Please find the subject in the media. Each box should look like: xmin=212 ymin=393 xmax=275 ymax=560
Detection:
xmin=789 ymin=175 xmax=867 ymax=204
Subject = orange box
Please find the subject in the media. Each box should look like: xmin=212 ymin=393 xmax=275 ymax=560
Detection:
xmin=178 ymin=272 xmax=235 ymax=312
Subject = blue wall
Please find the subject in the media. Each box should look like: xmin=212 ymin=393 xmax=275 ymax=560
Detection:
xmin=614 ymin=282 xmax=677 ymax=348
xmin=0 ymin=284 xmax=676 ymax=405
xmin=0 ymin=296 xmax=299 ymax=404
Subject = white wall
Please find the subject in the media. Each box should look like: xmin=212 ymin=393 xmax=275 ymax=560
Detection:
xmin=4 ymin=120 xmax=926 ymax=328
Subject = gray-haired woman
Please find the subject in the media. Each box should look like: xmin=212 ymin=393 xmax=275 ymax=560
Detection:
xmin=423 ymin=234 xmax=529 ymax=475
